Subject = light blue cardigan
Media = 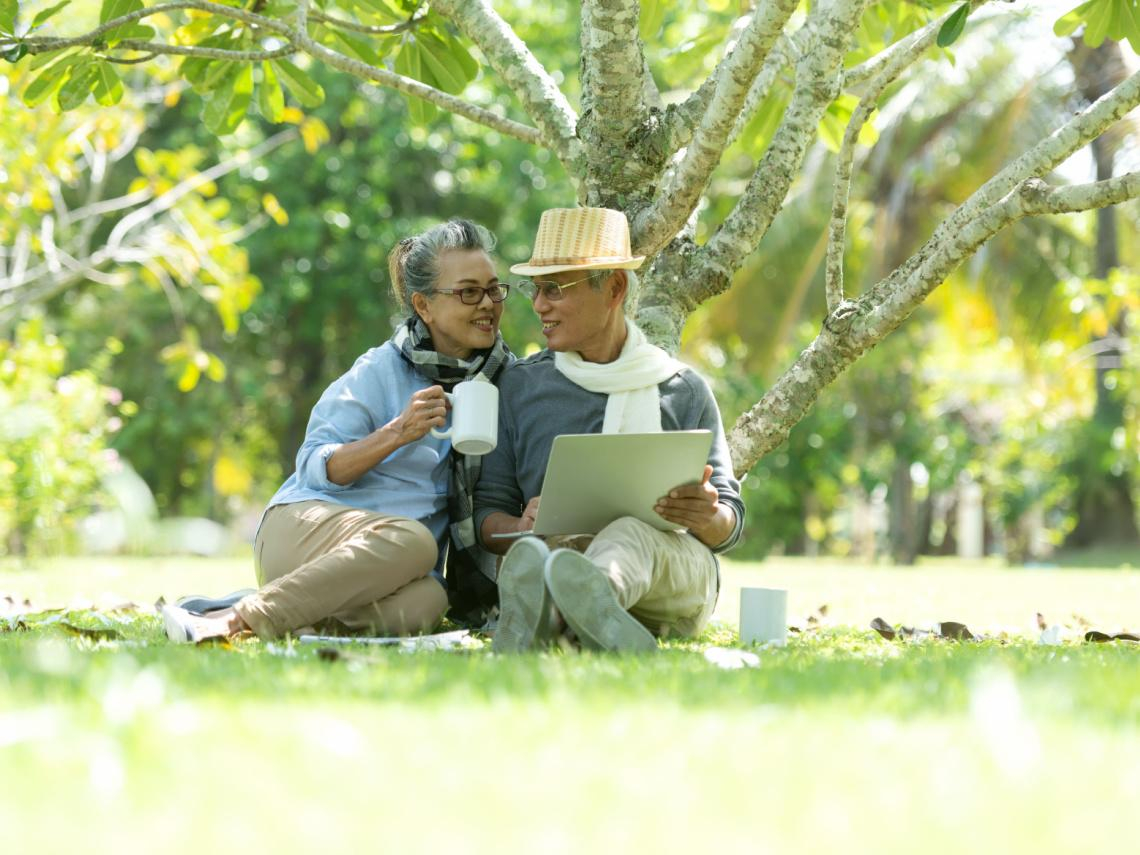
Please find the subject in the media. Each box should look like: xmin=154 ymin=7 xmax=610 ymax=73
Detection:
xmin=262 ymin=341 xmax=451 ymax=572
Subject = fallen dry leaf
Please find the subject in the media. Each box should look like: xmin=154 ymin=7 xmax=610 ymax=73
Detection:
xmin=870 ymin=617 xmax=896 ymax=640
xmin=1036 ymin=612 xmax=1048 ymax=631
xmin=1084 ymin=631 xmax=1140 ymax=643
xmin=937 ymin=621 xmax=976 ymax=641
xmin=59 ymin=623 xmax=123 ymax=641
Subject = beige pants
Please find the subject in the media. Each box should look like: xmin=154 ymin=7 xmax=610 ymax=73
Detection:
xmin=235 ymin=500 xmax=448 ymax=639
xmin=575 ymin=517 xmax=719 ymax=639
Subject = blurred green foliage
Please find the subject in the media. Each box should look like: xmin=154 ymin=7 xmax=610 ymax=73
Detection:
xmin=2 ymin=0 xmax=1137 ymax=559
xmin=0 ymin=320 xmax=128 ymax=554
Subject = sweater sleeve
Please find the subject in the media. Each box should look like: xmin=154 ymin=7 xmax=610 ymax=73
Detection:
xmin=294 ymin=353 xmax=389 ymax=492
xmin=685 ymin=370 xmax=746 ymax=554
xmin=472 ymin=372 xmax=524 ymax=544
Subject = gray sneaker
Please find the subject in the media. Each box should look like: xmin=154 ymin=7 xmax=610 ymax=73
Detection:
xmin=176 ymin=588 xmax=255 ymax=615
xmin=544 ymin=549 xmax=657 ymax=653
xmin=493 ymin=538 xmax=557 ymax=653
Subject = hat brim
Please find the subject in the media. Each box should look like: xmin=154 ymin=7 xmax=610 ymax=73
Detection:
xmin=509 ymin=256 xmax=645 ymax=276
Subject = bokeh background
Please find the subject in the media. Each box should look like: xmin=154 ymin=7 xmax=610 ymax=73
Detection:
xmin=3 ymin=0 xmax=1138 ymax=569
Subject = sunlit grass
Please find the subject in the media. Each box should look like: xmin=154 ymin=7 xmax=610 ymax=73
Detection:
xmin=2 ymin=555 xmax=1139 ymax=852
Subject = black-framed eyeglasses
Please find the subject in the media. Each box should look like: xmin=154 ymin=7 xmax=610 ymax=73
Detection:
xmin=432 ymin=283 xmax=510 ymax=305
xmin=515 ymin=272 xmax=603 ymax=302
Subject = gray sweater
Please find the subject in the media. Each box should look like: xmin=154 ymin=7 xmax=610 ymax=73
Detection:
xmin=473 ymin=350 xmax=745 ymax=553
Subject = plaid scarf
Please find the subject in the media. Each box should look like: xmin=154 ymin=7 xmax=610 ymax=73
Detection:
xmin=392 ymin=316 xmax=512 ymax=592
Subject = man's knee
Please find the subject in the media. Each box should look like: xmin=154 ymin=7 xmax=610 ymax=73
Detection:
xmin=595 ymin=515 xmax=657 ymax=545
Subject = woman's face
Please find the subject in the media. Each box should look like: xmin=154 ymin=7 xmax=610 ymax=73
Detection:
xmin=413 ymin=248 xmax=503 ymax=359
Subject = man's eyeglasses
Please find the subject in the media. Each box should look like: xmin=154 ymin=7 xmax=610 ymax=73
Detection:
xmin=515 ymin=272 xmax=602 ymax=302
xmin=432 ymin=283 xmax=510 ymax=305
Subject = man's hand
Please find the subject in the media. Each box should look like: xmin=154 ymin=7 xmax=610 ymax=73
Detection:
xmin=479 ymin=497 xmax=541 ymax=556
xmin=520 ymin=496 xmax=541 ymax=532
xmin=385 ymin=385 xmax=449 ymax=446
xmin=654 ymin=465 xmax=734 ymax=547
xmin=655 ymin=464 xmax=718 ymax=529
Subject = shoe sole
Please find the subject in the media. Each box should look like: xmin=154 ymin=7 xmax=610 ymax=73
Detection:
xmin=493 ymin=539 xmax=554 ymax=653
xmin=176 ymin=589 xmax=255 ymax=615
xmin=544 ymin=551 xmax=656 ymax=653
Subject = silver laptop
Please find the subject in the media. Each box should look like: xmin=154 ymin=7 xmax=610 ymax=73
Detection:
xmin=493 ymin=430 xmax=713 ymax=539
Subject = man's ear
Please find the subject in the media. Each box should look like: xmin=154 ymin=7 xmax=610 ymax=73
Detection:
xmin=608 ymin=270 xmax=628 ymax=307
xmin=411 ymin=291 xmax=432 ymax=323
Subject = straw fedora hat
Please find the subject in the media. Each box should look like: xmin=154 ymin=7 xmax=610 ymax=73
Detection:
xmin=509 ymin=207 xmax=645 ymax=276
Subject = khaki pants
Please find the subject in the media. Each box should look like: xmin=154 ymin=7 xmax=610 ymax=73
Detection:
xmin=576 ymin=517 xmax=719 ymax=639
xmin=235 ymin=500 xmax=448 ymax=639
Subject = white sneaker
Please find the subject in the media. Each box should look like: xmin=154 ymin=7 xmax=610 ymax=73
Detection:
xmin=161 ymin=604 xmax=201 ymax=643
xmin=493 ymin=538 xmax=557 ymax=653
xmin=544 ymin=550 xmax=656 ymax=653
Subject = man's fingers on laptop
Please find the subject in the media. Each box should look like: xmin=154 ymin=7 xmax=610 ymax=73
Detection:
xmin=521 ymin=496 xmax=541 ymax=529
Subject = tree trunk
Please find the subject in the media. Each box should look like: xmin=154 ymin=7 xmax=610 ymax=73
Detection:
xmin=1065 ymin=41 xmax=1140 ymax=548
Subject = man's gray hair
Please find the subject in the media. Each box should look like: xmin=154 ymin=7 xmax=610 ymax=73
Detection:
xmin=388 ymin=219 xmax=496 ymax=313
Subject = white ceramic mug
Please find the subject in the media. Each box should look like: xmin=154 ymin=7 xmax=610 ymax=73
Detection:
xmin=739 ymin=587 xmax=787 ymax=646
xmin=430 ymin=380 xmax=498 ymax=456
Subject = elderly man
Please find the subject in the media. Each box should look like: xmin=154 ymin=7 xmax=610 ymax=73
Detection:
xmin=474 ymin=207 xmax=744 ymax=653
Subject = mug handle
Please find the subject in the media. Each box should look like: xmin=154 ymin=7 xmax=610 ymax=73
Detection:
xmin=429 ymin=392 xmax=456 ymax=439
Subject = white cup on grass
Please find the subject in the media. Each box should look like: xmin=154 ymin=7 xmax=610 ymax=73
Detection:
xmin=739 ymin=587 xmax=787 ymax=646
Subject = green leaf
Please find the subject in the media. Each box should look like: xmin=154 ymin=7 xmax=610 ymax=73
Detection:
xmin=2 ymin=42 xmax=26 ymax=63
xmin=180 ymin=35 xmax=235 ymax=89
xmin=416 ymin=31 xmax=467 ymax=94
xmin=639 ymin=0 xmax=668 ymax=40
xmin=30 ymin=45 xmax=75 ymax=70
xmin=31 ymin=1 xmax=71 ymax=30
xmin=24 ymin=54 xmax=84 ymax=108
xmin=324 ymin=26 xmax=392 ymax=67
xmin=1119 ymin=0 xmax=1140 ymax=52
xmin=1082 ymin=0 xmax=1114 ymax=45
xmin=202 ymin=63 xmax=253 ymax=135
xmin=394 ymin=39 xmax=435 ymax=124
xmin=92 ymin=60 xmax=123 ymax=106
xmin=937 ymin=4 xmax=969 ymax=48
xmin=350 ymin=0 xmax=404 ymax=23
xmin=438 ymin=27 xmax=477 ymax=80
xmin=257 ymin=60 xmax=285 ymax=122
xmin=0 ymin=0 xmax=16 ymax=35
xmin=55 ymin=57 xmax=98 ymax=110
xmin=270 ymin=58 xmax=324 ymax=108
xmin=99 ymin=0 xmax=143 ymax=45
xmin=1053 ymin=1 xmax=1097 ymax=37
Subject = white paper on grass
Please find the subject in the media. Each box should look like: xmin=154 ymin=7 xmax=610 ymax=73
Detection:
xmin=297 ymin=629 xmax=474 ymax=651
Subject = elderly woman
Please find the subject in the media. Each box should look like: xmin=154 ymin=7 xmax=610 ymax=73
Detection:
xmin=163 ymin=219 xmax=512 ymax=642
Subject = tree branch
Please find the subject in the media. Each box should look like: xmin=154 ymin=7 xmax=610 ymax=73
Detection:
xmin=107 ymin=40 xmax=296 ymax=61
xmin=696 ymin=0 xmax=870 ymax=295
xmin=310 ymin=7 xmax=426 ymax=37
xmin=431 ymin=0 xmax=581 ymax=172
xmin=728 ymin=170 xmax=1140 ymax=476
xmin=657 ymin=15 xmax=753 ymax=155
xmin=13 ymin=1 xmax=295 ymax=52
xmin=825 ymin=3 xmax=968 ymax=312
xmin=16 ymin=2 xmax=542 ymax=148
xmin=880 ymin=64 xmax=1140 ymax=300
xmin=724 ymin=34 xmax=793 ymax=151
xmin=579 ymin=0 xmax=650 ymax=135
xmin=295 ymin=32 xmax=543 ymax=146
xmin=632 ymin=0 xmax=799 ymax=258
xmin=106 ymin=129 xmax=297 ymax=253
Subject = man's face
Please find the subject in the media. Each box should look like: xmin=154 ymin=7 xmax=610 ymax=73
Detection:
xmin=530 ymin=270 xmax=620 ymax=355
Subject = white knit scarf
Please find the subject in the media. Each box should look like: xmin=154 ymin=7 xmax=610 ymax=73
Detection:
xmin=554 ymin=319 xmax=684 ymax=433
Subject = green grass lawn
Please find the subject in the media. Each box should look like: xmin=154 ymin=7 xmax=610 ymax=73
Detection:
xmin=3 ymin=554 xmax=1139 ymax=853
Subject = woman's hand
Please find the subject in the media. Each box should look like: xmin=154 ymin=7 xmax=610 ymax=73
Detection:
xmin=386 ymin=385 xmax=449 ymax=446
